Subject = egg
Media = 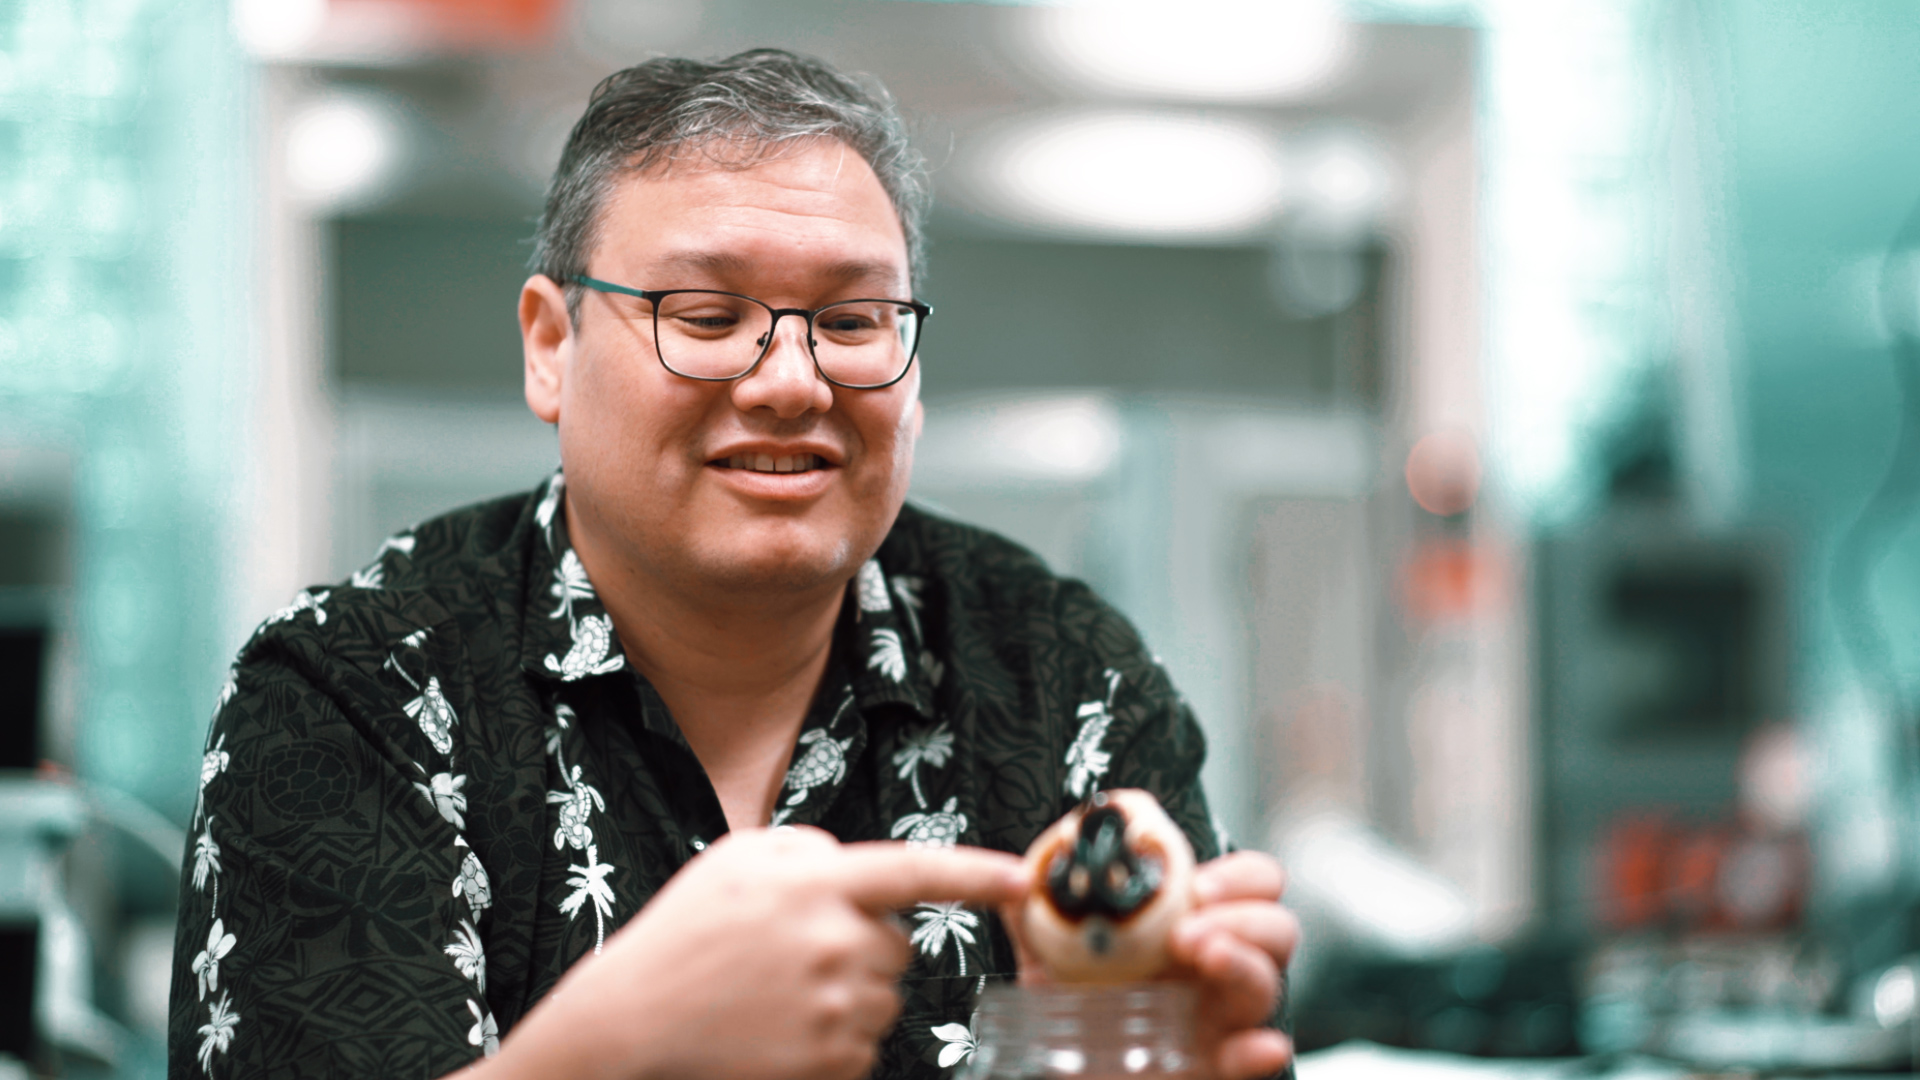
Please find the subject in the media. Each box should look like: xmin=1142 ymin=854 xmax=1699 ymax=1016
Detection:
xmin=1018 ymin=788 xmax=1197 ymax=983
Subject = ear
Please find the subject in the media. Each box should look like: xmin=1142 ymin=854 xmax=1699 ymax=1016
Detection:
xmin=521 ymin=274 xmax=573 ymax=425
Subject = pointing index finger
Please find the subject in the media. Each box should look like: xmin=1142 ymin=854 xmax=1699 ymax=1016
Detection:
xmin=835 ymin=842 xmax=1027 ymax=912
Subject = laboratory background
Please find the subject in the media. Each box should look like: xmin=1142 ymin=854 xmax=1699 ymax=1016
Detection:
xmin=3 ymin=0 xmax=1920 ymax=1076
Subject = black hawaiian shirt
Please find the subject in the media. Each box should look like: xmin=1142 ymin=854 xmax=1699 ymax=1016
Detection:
xmin=168 ymin=472 xmax=1232 ymax=1079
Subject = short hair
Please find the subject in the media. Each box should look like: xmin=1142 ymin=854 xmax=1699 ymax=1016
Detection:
xmin=529 ymin=49 xmax=929 ymax=318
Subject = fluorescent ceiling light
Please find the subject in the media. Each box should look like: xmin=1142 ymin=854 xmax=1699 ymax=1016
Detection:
xmin=967 ymin=110 xmax=1284 ymax=241
xmin=284 ymin=92 xmax=406 ymax=211
xmin=232 ymin=0 xmax=327 ymax=59
xmin=1025 ymin=0 xmax=1351 ymax=103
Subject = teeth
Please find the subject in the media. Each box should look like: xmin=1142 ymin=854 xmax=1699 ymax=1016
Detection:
xmin=724 ymin=454 xmax=820 ymax=474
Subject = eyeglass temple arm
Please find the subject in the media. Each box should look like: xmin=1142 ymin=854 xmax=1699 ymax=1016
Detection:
xmin=571 ymin=275 xmax=661 ymax=301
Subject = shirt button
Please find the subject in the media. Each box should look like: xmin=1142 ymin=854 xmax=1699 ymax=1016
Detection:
xmin=690 ymin=838 xmax=706 ymax=851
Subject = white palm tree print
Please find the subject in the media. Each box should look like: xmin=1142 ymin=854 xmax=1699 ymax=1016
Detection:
xmin=560 ymin=844 xmax=617 ymax=953
xmin=890 ymin=574 xmax=925 ymax=641
xmin=349 ymin=561 xmax=384 ymax=589
xmin=192 ymin=822 xmax=221 ymax=893
xmin=535 ymin=473 xmax=564 ymax=543
xmin=1064 ymin=669 xmax=1123 ymax=798
xmin=445 ymin=919 xmax=486 ymax=993
xmin=549 ymin=549 xmax=595 ymax=620
xmin=413 ymin=770 xmax=469 ymax=829
xmin=192 ymin=918 xmax=236 ymax=1000
xmin=931 ymin=1012 xmax=979 ymax=1069
xmin=547 ymin=764 xmax=606 ymax=850
xmin=869 ymin=627 xmax=907 ymax=682
xmin=909 ymin=903 xmax=979 ymax=975
xmin=891 ymin=721 xmax=954 ymax=809
xmin=197 ymin=993 xmax=239 ymax=1072
xmin=467 ymin=999 xmax=500 ymax=1056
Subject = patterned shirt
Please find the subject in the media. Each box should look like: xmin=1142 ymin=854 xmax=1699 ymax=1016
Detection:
xmin=170 ymin=473 xmax=1227 ymax=1079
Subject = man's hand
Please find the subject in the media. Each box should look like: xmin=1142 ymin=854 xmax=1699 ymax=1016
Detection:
xmin=1165 ymin=851 xmax=1299 ymax=1080
xmin=1004 ymin=849 xmax=1299 ymax=1080
xmin=478 ymin=827 xmax=1025 ymax=1080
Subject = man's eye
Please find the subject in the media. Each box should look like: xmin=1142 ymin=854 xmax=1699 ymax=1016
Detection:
xmin=674 ymin=314 xmax=741 ymax=332
xmin=818 ymin=315 xmax=876 ymax=334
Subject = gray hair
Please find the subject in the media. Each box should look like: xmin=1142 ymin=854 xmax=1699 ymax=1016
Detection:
xmin=530 ymin=49 xmax=929 ymax=317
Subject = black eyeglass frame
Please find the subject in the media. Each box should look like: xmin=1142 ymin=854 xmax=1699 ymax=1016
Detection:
xmin=571 ymin=275 xmax=933 ymax=390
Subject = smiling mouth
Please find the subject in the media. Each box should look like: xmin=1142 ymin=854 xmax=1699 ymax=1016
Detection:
xmin=712 ymin=453 xmax=829 ymax=474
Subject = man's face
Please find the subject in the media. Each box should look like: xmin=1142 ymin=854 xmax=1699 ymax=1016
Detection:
xmin=523 ymin=139 xmax=923 ymax=602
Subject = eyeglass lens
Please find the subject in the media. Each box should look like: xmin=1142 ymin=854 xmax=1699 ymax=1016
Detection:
xmin=652 ymin=291 xmax=920 ymax=387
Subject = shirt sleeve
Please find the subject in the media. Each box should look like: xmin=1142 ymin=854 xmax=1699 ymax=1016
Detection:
xmin=169 ymin=613 xmax=497 ymax=1079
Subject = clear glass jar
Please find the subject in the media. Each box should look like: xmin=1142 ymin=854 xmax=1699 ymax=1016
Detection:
xmin=962 ymin=983 xmax=1199 ymax=1079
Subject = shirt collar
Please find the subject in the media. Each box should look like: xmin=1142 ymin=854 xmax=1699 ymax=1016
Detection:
xmin=518 ymin=471 xmax=630 ymax=683
xmin=519 ymin=471 xmax=936 ymax=723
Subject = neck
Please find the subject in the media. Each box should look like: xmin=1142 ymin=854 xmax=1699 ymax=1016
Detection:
xmin=564 ymin=502 xmax=847 ymax=829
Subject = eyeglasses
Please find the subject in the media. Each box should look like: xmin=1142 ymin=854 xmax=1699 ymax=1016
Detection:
xmin=572 ymin=276 xmax=932 ymax=390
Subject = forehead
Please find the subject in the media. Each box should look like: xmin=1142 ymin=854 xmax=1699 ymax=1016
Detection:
xmin=592 ymin=139 xmax=909 ymax=289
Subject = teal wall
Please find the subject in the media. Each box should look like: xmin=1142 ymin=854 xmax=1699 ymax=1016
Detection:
xmin=1715 ymin=1 xmax=1920 ymax=708
xmin=0 ymin=0 xmax=249 ymax=823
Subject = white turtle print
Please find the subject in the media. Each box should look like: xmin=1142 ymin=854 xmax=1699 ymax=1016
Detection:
xmin=909 ymin=902 xmax=979 ymax=975
xmin=467 ymin=999 xmax=500 ymax=1057
xmin=413 ymin=770 xmax=469 ymax=829
xmin=1064 ymin=669 xmax=1123 ymax=799
xmin=192 ymin=918 xmax=236 ymax=1000
xmin=454 ymin=847 xmax=493 ymax=914
xmin=195 ymin=733 xmax=229 ymax=825
xmin=535 ymin=473 xmax=565 ymax=544
xmin=855 ymin=559 xmax=892 ymax=614
xmin=931 ymin=1012 xmax=979 ymax=1069
xmin=781 ymin=727 xmax=854 ymax=810
xmin=406 ymin=676 xmax=459 ymax=756
xmin=547 ymin=764 xmax=606 ymax=850
xmin=445 ymin=919 xmax=486 ymax=993
xmin=891 ymin=796 xmax=967 ymax=847
xmin=868 ymin=628 xmax=908 ymax=682
xmin=545 ymin=614 xmax=624 ymax=680
xmin=198 ymin=993 xmax=239 ymax=1073
xmin=265 ymin=588 xmax=329 ymax=627
xmin=891 ymin=721 xmax=954 ymax=809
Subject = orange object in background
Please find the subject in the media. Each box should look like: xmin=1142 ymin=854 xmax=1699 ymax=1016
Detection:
xmin=1598 ymin=811 xmax=1807 ymax=932
xmin=334 ymin=0 xmax=565 ymax=49
xmin=1400 ymin=538 xmax=1506 ymax=623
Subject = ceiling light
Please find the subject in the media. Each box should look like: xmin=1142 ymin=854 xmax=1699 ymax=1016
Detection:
xmin=232 ymin=0 xmax=328 ymax=59
xmin=284 ymin=92 xmax=406 ymax=212
xmin=1024 ymin=0 xmax=1351 ymax=103
xmin=966 ymin=110 xmax=1284 ymax=242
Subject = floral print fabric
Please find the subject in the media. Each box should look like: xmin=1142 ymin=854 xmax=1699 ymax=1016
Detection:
xmin=169 ymin=474 xmax=1227 ymax=1078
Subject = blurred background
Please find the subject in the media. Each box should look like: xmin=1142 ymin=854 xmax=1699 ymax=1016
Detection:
xmin=3 ymin=0 xmax=1920 ymax=1075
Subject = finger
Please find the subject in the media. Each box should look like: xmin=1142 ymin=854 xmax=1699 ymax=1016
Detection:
xmin=1184 ymin=932 xmax=1279 ymax=1028
xmin=995 ymin=901 xmax=1055 ymax=987
xmin=1213 ymin=1028 xmax=1292 ymax=1080
xmin=836 ymin=843 xmax=1026 ymax=911
xmin=1193 ymin=851 xmax=1286 ymax=905
xmin=1171 ymin=901 xmax=1300 ymax=968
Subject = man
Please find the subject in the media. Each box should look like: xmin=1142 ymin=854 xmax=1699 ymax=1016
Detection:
xmin=171 ymin=50 xmax=1296 ymax=1079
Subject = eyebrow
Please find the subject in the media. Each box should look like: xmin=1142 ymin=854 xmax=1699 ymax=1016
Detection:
xmin=650 ymin=250 xmax=906 ymax=292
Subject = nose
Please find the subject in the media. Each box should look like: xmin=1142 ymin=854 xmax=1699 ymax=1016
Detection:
xmin=731 ymin=312 xmax=834 ymax=419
